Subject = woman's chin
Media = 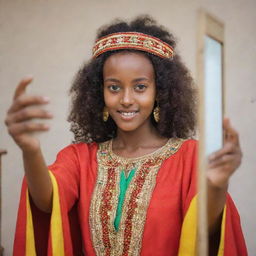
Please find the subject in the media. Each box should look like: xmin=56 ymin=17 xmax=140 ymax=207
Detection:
xmin=113 ymin=116 xmax=153 ymax=134
xmin=116 ymin=124 xmax=138 ymax=133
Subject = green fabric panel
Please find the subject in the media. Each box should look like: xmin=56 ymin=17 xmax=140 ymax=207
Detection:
xmin=114 ymin=168 xmax=136 ymax=231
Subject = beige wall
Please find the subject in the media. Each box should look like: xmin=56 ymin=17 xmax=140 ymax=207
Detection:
xmin=0 ymin=0 xmax=255 ymax=254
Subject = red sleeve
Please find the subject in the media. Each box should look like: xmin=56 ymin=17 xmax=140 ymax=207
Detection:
xmin=178 ymin=139 xmax=247 ymax=256
xmin=223 ymin=194 xmax=247 ymax=255
xmin=13 ymin=143 xmax=92 ymax=256
xmin=179 ymin=139 xmax=198 ymax=218
xmin=48 ymin=144 xmax=81 ymax=211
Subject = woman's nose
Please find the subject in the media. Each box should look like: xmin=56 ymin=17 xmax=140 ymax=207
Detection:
xmin=120 ymin=88 xmax=134 ymax=106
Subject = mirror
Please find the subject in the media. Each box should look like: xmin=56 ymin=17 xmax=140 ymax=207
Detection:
xmin=204 ymin=35 xmax=223 ymax=156
xmin=197 ymin=11 xmax=225 ymax=255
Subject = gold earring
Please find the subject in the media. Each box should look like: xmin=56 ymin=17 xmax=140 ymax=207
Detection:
xmin=153 ymin=106 xmax=160 ymax=123
xmin=103 ymin=107 xmax=109 ymax=122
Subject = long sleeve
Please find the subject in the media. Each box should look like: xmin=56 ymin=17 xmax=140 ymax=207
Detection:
xmin=177 ymin=140 xmax=247 ymax=256
xmin=13 ymin=143 xmax=93 ymax=256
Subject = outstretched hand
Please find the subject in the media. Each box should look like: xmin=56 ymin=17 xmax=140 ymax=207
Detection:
xmin=5 ymin=77 xmax=53 ymax=153
xmin=207 ymin=118 xmax=242 ymax=189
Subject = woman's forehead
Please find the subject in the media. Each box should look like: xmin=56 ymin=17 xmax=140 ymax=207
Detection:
xmin=103 ymin=52 xmax=155 ymax=79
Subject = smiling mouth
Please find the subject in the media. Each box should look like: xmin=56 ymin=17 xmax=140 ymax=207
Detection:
xmin=117 ymin=111 xmax=139 ymax=118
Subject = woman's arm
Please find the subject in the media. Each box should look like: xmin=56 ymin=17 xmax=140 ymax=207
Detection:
xmin=206 ymin=118 xmax=242 ymax=253
xmin=5 ymin=77 xmax=53 ymax=212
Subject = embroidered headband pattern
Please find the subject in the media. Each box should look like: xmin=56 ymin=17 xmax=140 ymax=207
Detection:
xmin=92 ymin=32 xmax=174 ymax=59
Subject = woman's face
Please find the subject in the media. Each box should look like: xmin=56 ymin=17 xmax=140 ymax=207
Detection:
xmin=103 ymin=52 xmax=156 ymax=133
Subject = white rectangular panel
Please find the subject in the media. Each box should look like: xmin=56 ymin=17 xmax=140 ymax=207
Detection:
xmin=204 ymin=36 xmax=223 ymax=156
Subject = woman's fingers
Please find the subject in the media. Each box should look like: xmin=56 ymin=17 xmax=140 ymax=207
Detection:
xmin=8 ymin=122 xmax=50 ymax=136
xmin=208 ymin=153 xmax=241 ymax=169
xmin=5 ymin=77 xmax=53 ymax=151
xmin=8 ymin=77 xmax=50 ymax=114
xmin=209 ymin=118 xmax=241 ymax=162
xmin=8 ymin=94 xmax=50 ymax=114
xmin=208 ymin=142 xmax=238 ymax=162
xmin=13 ymin=77 xmax=33 ymax=100
xmin=223 ymin=118 xmax=240 ymax=145
xmin=207 ymin=118 xmax=242 ymax=188
xmin=5 ymin=107 xmax=53 ymax=125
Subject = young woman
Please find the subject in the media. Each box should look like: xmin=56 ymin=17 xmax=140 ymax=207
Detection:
xmin=6 ymin=16 xmax=247 ymax=255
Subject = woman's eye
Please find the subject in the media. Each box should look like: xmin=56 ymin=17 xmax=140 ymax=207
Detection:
xmin=108 ymin=85 xmax=120 ymax=92
xmin=135 ymin=84 xmax=147 ymax=91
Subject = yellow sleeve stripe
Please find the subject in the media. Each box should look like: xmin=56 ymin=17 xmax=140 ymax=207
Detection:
xmin=178 ymin=195 xmax=226 ymax=256
xmin=178 ymin=196 xmax=197 ymax=256
xmin=49 ymin=171 xmax=65 ymax=256
xmin=25 ymin=172 xmax=65 ymax=255
xmin=25 ymin=190 xmax=36 ymax=256
xmin=217 ymin=206 xmax=226 ymax=256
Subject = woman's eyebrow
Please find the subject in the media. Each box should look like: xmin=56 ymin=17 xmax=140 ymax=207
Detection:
xmin=104 ymin=77 xmax=150 ymax=83
xmin=132 ymin=77 xmax=150 ymax=83
xmin=104 ymin=78 xmax=120 ymax=83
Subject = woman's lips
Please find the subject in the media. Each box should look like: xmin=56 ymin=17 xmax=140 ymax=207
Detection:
xmin=117 ymin=111 xmax=139 ymax=120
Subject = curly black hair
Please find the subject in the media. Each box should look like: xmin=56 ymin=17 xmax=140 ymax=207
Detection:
xmin=68 ymin=15 xmax=197 ymax=143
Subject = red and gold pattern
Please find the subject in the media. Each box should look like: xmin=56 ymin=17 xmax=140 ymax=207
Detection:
xmin=13 ymin=141 xmax=248 ymax=255
xmin=92 ymin=32 xmax=174 ymax=59
xmin=90 ymin=138 xmax=184 ymax=256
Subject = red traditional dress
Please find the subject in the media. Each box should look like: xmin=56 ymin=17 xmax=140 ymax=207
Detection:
xmin=13 ymin=139 xmax=247 ymax=255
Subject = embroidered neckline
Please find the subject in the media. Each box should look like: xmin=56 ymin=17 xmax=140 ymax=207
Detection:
xmin=108 ymin=138 xmax=174 ymax=163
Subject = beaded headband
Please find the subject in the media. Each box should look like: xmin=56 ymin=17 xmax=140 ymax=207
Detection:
xmin=92 ymin=32 xmax=174 ymax=59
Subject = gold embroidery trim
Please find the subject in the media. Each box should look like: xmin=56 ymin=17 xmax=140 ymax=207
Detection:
xmin=92 ymin=32 xmax=174 ymax=59
xmin=90 ymin=138 xmax=184 ymax=256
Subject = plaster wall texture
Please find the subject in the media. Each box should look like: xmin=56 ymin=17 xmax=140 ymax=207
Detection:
xmin=0 ymin=0 xmax=255 ymax=254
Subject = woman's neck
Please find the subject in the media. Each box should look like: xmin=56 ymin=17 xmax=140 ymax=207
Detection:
xmin=113 ymin=123 xmax=168 ymax=153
